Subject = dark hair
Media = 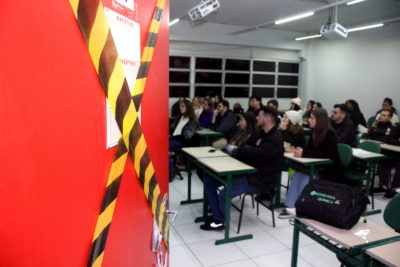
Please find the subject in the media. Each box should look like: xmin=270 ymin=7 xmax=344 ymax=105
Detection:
xmin=286 ymin=120 xmax=303 ymax=136
xmin=250 ymin=96 xmax=262 ymax=103
xmin=221 ymin=99 xmax=230 ymax=109
xmin=203 ymin=99 xmax=214 ymax=110
xmin=382 ymin=109 xmax=394 ymax=118
xmin=241 ymin=112 xmax=257 ymax=134
xmin=181 ymin=100 xmax=197 ymax=122
xmin=311 ymin=108 xmax=332 ymax=149
xmin=383 ymin=97 xmax=393 ymax=106
xmin=291 ymin=103 xmax=301 ymax=111
xmin=308 ymin=100 xmax=316 ymax=106
xmin=314 ymin=102 xmax=323 ymax=109
xmin=260 ymin=106 xmax=279 ymax=123
xmin=334 ymin=103 xmax=349 ymax=113
xmin=267 ymin=99 xmax=279 ymax=109
xmin=345 ymin=99 xmax=361 ymax=113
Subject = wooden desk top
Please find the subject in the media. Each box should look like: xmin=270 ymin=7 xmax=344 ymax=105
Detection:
xmin=381 ymin=143 xmax=400 ymax=153
xmin=197 ymin=156 xmax=256 ymax=176
xmin=288 ymin=209 xmax=400 ymax=249
xmin=182 ymin=146 xmax=228 ymax=159
xmin=284 ymin=152 xmax=333 ymax=165
xmin=366 ymin=242 xmax=400 ymax=267
xmin=360 ymin=139 xmax=384 ymax=144
xmin=352 ymin=148 xmax=385 ymax=160
xmin=196 ymin=128 xmax=223 ymax=136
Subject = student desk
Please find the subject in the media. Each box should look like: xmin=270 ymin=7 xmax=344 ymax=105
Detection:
xmin=196 ymin=128 xmax=224 ymax=146
xmin=381 ymin=143 xmax=400 ymax=153
xmin=194 ymin=156 xmax=256 ymax=245
xmin=381 ymin=143 xmax=400 ymax=162
xmin=366 ymin=241 xmax=400 ymax=266
xmin=288 ymin=209 xmax=400 ymax=267
xmin=284 ymin=152 xmax=333 ymax=180
xmin=181 ymin=146 xmax=228 ymax=205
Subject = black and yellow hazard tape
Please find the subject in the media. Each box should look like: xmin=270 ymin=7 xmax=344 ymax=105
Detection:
xmin=68 ymin=0 xmax=168 ymax=266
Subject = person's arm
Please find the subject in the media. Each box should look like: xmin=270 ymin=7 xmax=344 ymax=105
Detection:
xmin=387 ymin=125 xmax=400 ymax=146
xmin=337 ymin=121 xmax=356 ymax=146
xmin=215 ymin=113 xmax=236 ymax=133
xmin=303 ymin=130 xmax=337 ymax=159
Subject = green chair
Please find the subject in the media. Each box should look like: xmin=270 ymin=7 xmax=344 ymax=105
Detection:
xmin=337 ymin=143 xmax=353 ymax=168
xmin=383 ymin=193 xmax=400 ymax=233
xmin=367 ymin=116 xmax=376 ymax=127
xmin=304 ymin=135 xmax=310 ymax=148
xmin=355 ymin=135 xmax=361 ymax=147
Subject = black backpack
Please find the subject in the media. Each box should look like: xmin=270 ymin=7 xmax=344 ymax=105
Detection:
xmin=295 ymin=180 xmax=370 ymax=229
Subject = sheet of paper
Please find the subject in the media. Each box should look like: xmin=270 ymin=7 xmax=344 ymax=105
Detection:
xmin=352 ymin=148 xmax=370 ymax=155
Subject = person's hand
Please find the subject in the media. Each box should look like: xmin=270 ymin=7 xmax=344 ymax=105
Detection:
xmin=284 ymin=142 xmax=294 ymax=152
xmin=293 ymin=147 xmax=303 ymax=157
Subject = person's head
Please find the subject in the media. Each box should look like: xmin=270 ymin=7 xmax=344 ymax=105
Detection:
xmin=178 ymin=96 xmax=185 ymax=102
xmin=267 ymin=99 xmax=279 ymax=110
xmin=282 ymin=111 xmax=303 ymax=135
xmin=239 ymin=112 xmax=257 ymax=132
xmin=180 ymin=100 xmax=196 ymax=119
xmin=192 ymin=96 xmax=201 ymax=107
xmin=257 ymin=106 xmax=279 ymax=130
xmin=313 ymin=102 xmax=322 ymax=110
xmin=378 ymin=110 xmax=393 ymax=123
xmin=309 ymin=108 xmax=331 ymax=148
xmin=331 ymin=104 xmax=349 ymax=124
xmin=345 ymin=99 xmax=359 ymax=112
xmin=306 ymin=100 xmax=315 ymax=112
xmin=290 ymin=98 xmax=302 ymax=111
xmin=233 ymin=102 xmax=242 ymax=109
xmin=216 ymin=100 xmax=229 ymax=115
xmin=202 ymin=99 xmax=213 ymax=111
xmin=382 ymin=97 xmax=393 ymax=112
xmin=214 ymin=94 xmax=222 ymax=103
xmin=249 ymin=96 xmax=262 ymax=109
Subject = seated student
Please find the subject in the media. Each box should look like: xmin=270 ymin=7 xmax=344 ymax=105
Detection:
xmin=246 ymin=96 xmax=263 ymax=116
xmin=279 ymin=108 xmax=343 ymax=219
xmin=170 ymin=96 xmax=185 ymax=119
xmin=198 ymin=99 xmax=214 ymax=128
xmin=313 ymin=102 xmax=322 ymax=110
xmin=330 ymin=104 xmax=357 ymax=147
xmin=302 ymin=100 xmax=315 ymax=124
xmin=267 ymin=99 xmax=279 ymax=111
xmin=345 ymin=99 xmax=367 ymax=130
xmin=375 ymin=97 xmax=399 ymax=124
xmin=377 ymin=123 xmax=400 ymax=198
xmin=233 ymin=102 xmax=244 ymax=115
xmin=226 ymin=112 xmax=257 ymax=155
xmin=279 ymin=110 xmax=305 ymax=152
xmin=210 ymin=100 xmax=238 ymax=149
xmin=290 ymin=97 xmax=304 ymax=116
xmin=200 ymin=106 xmax=284 ymax=230
xmin=362 ymin=109 xmax=394 ymax=141
xmin=192 ymin=96 xmax=203 ymax=119
xmin=213 ymin=94 xmax=223 ymax=109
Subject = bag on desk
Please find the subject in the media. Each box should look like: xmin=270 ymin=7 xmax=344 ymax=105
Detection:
xmin=295 ymin=180 xmax=369 ymax=229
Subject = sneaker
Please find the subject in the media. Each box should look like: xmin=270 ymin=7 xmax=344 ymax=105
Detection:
xmin=278 ymin=209 xmax=294 ymax=219
xmin=384 ymin=189 xmax=396 ymax=199
xmin=373 ymin=187 xmax=386 ymax=194
xmin=200 ymin=218 xmax=225 ymax=231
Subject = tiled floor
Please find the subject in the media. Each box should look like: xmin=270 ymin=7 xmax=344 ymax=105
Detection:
xmin=169 ymin=171 xmax=391 ymax=267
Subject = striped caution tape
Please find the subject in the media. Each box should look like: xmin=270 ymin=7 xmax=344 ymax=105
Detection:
xmin=68 ymin=0 xmax=168 ymax=266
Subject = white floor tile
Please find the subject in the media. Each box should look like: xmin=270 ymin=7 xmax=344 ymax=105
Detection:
xmin=174 ymin=222 xmax=224 ymax=244
xmin=169 ymin=226 xmax=185 ymax=248
xmin=265 ymin=225 xmax=316 ymax=248
xmin=252 ymin=250 xmax=312 ymax=267
xmin=213 ymin=259 xmax=259 ymax=267
xmin=171 ymin=207 xmax=203 ymax=226
xmin=169 ymin=245 xmax=202 ymax=267
xmin=299 ymin=243 xmax=341 ymax=267
xmin=235 ymin=231 xmax=288 ymax=258
xmin=188 ymin=240 xmax=248 ymax=267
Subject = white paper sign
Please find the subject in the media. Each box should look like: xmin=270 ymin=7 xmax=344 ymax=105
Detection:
xmin=104 ymin=8 xmax=141 ymax=149
xmin=113 ymin=0 xmax=135 ymax=11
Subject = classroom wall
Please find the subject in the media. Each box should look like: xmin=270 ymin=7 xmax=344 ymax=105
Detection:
xmin=0 ymin=0 xmax=169 ymax=266
xmin=306 ymin=23 xmax=400 ymax=119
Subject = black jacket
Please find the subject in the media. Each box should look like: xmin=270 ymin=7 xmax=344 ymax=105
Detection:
xmin=170 ymin=117 xmax=199 ymax=147
xmin=303 ymin=129 xmax=343 ymax=182
xmin=349 ymin=111 xmax=367 ymax=128
xmin=362 ymin=121 xmax=393 ymax=143
xmin=330 ymin=117 xmax=356 ymax=147
xmin=235 ymin=127 xmax=284 ymax=192
xmin=210 ymin=110 xmax=237 ymax=140
xmin=387 ymin=124 xmax=400 ymax=146
xmin=280 ymin=129 xmax=305 ymax=148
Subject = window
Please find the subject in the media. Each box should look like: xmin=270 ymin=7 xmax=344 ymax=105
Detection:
xmin=169 ymin=71 xmax=190 ymax=83
xmin=253 ymin=74 xmax=275 ymax=85
xmin=224 ymin=87 xmax=249 ymax=97
xmin=277 ymin=88 xmax=298 ymax=98
xmin=169 ymin=56 xmax=190 ymax=69
xmin=279 ymin=62 xmax=299 ymax=73
xmin=169 ymin=86 xmax=190 ymax=97
xmin=194 ymin=86 xmax=222 ymax=97
xmin=278 ymin=75 xmax=298 ymax=86
xmin=225 ymin=73 xmax=249 ymax=84
xmin=253 ymin=61 xmax=275 ymax=72
xmin=196 ymin=57 xmax=223 ymax=70
xmin=252 ymin=87 xmax=275 ymax=98
xmin=195 ymin=72 xmax=222 ymax=83
xmin=225 ymin=59 xmax=250 ymax=71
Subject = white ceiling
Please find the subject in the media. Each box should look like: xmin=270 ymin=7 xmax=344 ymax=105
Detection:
xmin=170 ymin=0 xmax=400 ymax=34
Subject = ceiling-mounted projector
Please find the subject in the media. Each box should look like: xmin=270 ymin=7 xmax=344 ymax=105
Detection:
xmin=320 ymin=23 xmax=348 ymax=40
xmin=188 ymin=0 xmax=220 ymax=21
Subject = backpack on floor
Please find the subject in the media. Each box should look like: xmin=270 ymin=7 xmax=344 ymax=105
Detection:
xmin=295 ymin=179 xmax=370 ymax=229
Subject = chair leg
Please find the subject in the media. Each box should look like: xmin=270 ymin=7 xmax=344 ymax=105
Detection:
xmin=256 ymin=198 xmax=260 ymax=216
xmin=251 ymin=194 xmax=255 ymax=209
xmin=271 ymin=208 xmax=276 ymax=228
xmin=237 ymin=193 xmax=249 ymax=234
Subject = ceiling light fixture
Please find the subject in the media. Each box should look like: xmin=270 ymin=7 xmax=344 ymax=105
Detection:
xmin=169 ymin=18 xmax=180 ymax=26
xmin=295 ymin=34 xmax=322 ymax=41
xmin=347 ymin=23 xmax=384 ymax=32
xmin=346 ymin=0 xmax=367 ymax=5
xmin=275 ymin=12 xmax=314 ymax=25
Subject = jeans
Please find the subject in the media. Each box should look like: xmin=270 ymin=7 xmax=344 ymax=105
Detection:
xmin=203 ymin=176 xmax=256 ymax=222
xmin=284 ymin=172 xmax=314 ymax=208
xmin=169 ymin=139 xmax=182 ymax=171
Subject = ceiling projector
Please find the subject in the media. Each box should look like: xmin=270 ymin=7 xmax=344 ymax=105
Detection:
xmin=188 ymin=0 xmax=220 ymax=21
xmin=320 ymin=23 xmax=348 ymax=40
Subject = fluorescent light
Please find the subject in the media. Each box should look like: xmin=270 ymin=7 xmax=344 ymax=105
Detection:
xmin=169 ymin=18 xmax=180 ymax=26
xmin=275 ymin=12 xmax=314 ymax=25
xmin=348 ymin=23 xmax=384 ymax=32
xmin=295 ymin=34 xmax=322 ymax=41
xmin=347 ymin=0 xmax=367 ymax=5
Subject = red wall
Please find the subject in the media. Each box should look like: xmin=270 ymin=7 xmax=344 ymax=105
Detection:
xmin=0 ymin=0 xmax=169 ymax=266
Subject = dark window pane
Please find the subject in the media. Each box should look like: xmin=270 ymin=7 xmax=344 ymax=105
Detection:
xmin=195 ymin=57 xmax=223 ymax=70
xmin=225 ymin=73 xmax=249 ymax=84
xmin=279 ymin=62 xmax=299 ymax=73
xmin=169 ymin=56 xmax=190 ymax=69
xmin=169 ymin=71 xmax=190 ymax=83
xmin=224 ymin=87 xmax=249 ymax=97
xmin=195 ymin=72 xmax=222 ymax=83
xmin=253 ymin=61 xmax=275 ymax=72
xmin=225 ymin=59 xmax=250 ymax=71
xmin=278 ymin=75 xmax=298 ymax=86
xmin=169 ymin=86 xmax=190 ymax=97
xmin=277 ymin=88 xmax=298 ymax=98
xmin=253 ymin=74 xmax=275 ymax=85
xmin=252 ymin=87 xmax=274 ymax=98
xmin=195 ymin=86 xmax=222 ymax=97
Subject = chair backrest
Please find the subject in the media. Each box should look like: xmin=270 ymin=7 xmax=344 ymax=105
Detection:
xmin=367 ymin=116 xmax=376 ymax=127
xmin=304 ymin=135 xmax=310 ymax=148
xmin=357 ymin=141 xmax=381 ymax=153
xmin=337 ymin=143 xmax=353 ymax=168
xmin=355 ymin=135 xmax=361 ymax=146
xmin=384 ymin=194 xmax=400 ymax=233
